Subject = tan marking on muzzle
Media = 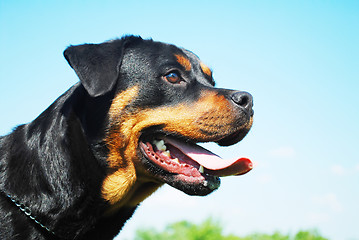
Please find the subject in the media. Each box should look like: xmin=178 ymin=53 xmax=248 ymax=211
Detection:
xmin=121 ymin=91 xmax=238 ymax=142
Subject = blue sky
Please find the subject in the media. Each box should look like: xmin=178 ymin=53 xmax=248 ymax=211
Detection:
xmin=1 ymin=1 xmax=358 ymax=240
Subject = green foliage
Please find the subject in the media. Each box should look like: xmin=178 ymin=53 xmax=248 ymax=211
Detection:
xmin=135 ymin=218 xmax=329 ymax=240
xmin=294 ymin=230 xmax=329 ymax=240
xmin=135 ymin=218 xmax=239 ymax=240
xmin=238 ymin=231 xmax=290 ymax=240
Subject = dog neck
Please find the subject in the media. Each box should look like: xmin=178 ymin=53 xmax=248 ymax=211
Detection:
xmin=0 ymin=84 xmax=136 ymax=239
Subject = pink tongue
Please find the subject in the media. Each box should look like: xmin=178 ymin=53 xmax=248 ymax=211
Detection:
xmin=164 ymin=137 xmax=253 ymax=177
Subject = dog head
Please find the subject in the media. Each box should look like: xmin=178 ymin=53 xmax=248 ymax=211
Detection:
xmin=64 ymin=36 xmax=253 ymax=207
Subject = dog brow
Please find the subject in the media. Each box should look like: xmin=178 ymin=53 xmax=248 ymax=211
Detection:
xmin=200 ymin=62 xmax=212 ymax=77
xmin=175 ymin=54 xmax=192 ymax=71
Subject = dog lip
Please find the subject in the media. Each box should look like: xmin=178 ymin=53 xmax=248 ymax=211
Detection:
xmin=138 ymin=139 xmax=220 ymax=194
xmin=139 ymin=140 xmax=204 ymax=178
xmin=215 ymin=128 xmax=249 ymax=147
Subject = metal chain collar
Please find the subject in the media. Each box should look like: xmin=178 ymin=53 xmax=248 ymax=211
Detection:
xmin=2 ymin=191 xmax=56 ymax=236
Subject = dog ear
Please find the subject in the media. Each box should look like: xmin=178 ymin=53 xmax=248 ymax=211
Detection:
xmin=64 ymin=38 xmax=135 ymax=97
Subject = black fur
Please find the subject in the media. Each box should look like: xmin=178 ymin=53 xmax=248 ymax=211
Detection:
xmin=0 ymin=36 xmax=253 ymax=239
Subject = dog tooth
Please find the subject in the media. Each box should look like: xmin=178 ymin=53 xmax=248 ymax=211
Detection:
xmin=173 ymin=158 xmax=180 ymax=164
xmin=199 ymin=165 xmax=204 ymax=173
xmin=163 ymin=150 xmax=171 ymax=157
xmin=160 ymin=140 xmax=167 ymax=150
xmin=153 ymin=139 xmax=167 ymax=151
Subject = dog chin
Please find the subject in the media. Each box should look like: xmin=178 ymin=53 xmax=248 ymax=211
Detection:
xmin=162 ymin=174 xmax=221 ymax=196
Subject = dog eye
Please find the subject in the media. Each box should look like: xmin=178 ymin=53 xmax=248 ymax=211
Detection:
xmin=163 ymin=72 xmax=181 ymax=84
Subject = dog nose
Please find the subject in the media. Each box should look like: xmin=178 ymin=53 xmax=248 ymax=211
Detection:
xmin=231 ymin=91 xmax=253 ymax=115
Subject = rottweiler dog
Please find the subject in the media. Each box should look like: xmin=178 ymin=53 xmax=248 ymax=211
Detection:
xmin=0 ymin=35 xmax=253 ymax=240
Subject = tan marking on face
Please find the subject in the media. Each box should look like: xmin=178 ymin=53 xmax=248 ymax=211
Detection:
xmin=247 ymin=116 xmax=254 ymax=130
xmin=102 ymin=87 xmax=252 ymax=207
xmin=115 ymin=91 xmax=240 ymax=143
xmin=200 ymin=62 xmax=212 ymax=77
xmin=102 ymin=86 xmax=140 ymax=205
xmin=102 ymin=169 xmax=137 ymax=206
xmin=108 ymin=86 xmax=139 ymax=123
xmin=175 ymin=54 xmax=192 ymax=71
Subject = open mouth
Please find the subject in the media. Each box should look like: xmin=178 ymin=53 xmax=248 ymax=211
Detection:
xmin=139 ymin=133 xmax=253 ymax=195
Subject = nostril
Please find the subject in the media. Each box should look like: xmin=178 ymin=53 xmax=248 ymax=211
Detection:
xmin=231 ymin=91 xmax=253 ymax=112
xmin=237 ymin=95 xmax=249 ymax=107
